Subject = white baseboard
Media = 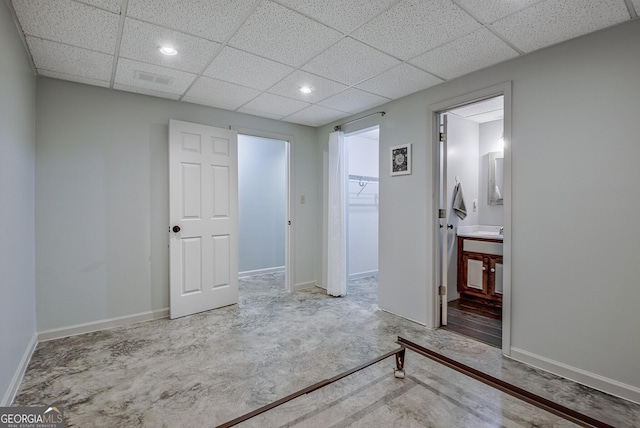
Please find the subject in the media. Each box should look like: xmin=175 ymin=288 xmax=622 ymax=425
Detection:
xmin=509 ymin=347 xmax=640 ymax=405
xmin=238 ymin=266 xmax=285 ymax=278
xmin=38 ymin=308 xmax=169 ymax=342
xmin=378 ymin=306 xmax=428 ymax=327
xmin=1 ymin=332 xmax=38 ymax=406
xmin=294 ymin=281 xmax=317 ymax=291
xmin=348 ymin=270 xmax=378 ymax=280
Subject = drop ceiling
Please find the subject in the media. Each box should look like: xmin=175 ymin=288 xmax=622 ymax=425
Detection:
xmin=8 ymin=0 xmax=638 ymax=127
xmin=449 ymin=96 xmax=504 ymax=123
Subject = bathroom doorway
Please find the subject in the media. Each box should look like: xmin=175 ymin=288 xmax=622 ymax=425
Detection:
xmin=345 ymin=126 xmax=379 ymax=295
xmin=430 ymin=84 xmax=511 ymax=353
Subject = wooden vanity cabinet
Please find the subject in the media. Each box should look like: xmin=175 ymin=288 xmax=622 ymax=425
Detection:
xmin=457 ymin=236 xmax=503 ymax=306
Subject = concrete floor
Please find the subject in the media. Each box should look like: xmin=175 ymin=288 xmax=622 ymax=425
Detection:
xmin=13 ymin=273 xmax=640 ymax=427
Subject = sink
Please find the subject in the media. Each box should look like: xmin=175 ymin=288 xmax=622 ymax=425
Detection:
xmin=457 ymin=225 xmax=503 ymax=240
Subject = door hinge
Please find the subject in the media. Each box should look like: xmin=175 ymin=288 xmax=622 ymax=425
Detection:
xmin=439 ymin=132 xmax=446 ymax=142
xmin=439 ymin=285 xmax=446 ymax=296
xmin=438 ymin=209 xmax=446 ymax=219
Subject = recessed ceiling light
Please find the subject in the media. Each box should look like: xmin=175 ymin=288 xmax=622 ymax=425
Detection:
xmin=159 ymin=46 xmax=178 ymax=56
xmin=299 ymin=85 xmax=314 ymax=94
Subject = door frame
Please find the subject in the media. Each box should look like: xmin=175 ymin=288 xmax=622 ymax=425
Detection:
xmin=234 ymin=127 xmax=295 ymax=293
xmin=427 ymin=82 xmax=512 ymax=355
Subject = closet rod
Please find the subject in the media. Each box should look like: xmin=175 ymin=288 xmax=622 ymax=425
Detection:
xmin=348 ymin=174 xmax=379 ymax=183
xmin=334 ymin=111 xmax=385 ymax=131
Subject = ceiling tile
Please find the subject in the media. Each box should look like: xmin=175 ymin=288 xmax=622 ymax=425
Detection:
xmin=236 ymin=107 xmax=285 ymax=121
xmin=229 ymin=0 xmax=343 ymax=67
xmin=302 ymin=37 xmax=400 ymax=86
xmin=240 ymin=93 xmax=311 ymax=118
xmin=351 ymin=0 xmax=481 ymax=60
xmin=318 ymin=88 xmax=390 ymax=114
xmin=454 ymin=0 xmax=543 ymax=23
xmin=38 ymin=70 xmax=111 ymax=88
xmin=12 ymin=0 xmax=119 ymax=54
xmin=119 ymin=19 xmax=221 ymax=74
xmin=357 ymin=64 xmax=443 ymax=99
xmin=27 ymin=37 xmax=113 ymax=82
xmin=275 ymin=0 xmax=397 ymax=33
xmin=283 ymin=105 xmax=349 ymax=127
xmin=126 ymin=0 xmax=258 ymax=43
xmin=113 ymin=83 xmax=181 ymax=100
xmin=410 ymin=28 xmax=519 ymax=80
xmin=114 ymin=58 xmax=197 ymax=95
xmin=267 ymin=70 xmax=348 ymax=103
xmin=183 ymin=76 xmax=262 ymax=111
xmin=491 ymin=0 xmax=630 ymax=53
xmin=78 ymin=0 xmax=121 ymax=14
xmin=203 ymin=47 xmax=294 ymax=91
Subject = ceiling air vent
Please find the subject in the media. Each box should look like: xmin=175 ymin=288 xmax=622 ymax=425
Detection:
xmin=134 ymin=70 xmax=174 ymax=85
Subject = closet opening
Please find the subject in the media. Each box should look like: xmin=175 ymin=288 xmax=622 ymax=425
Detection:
xmin=345 ymin=126 xmax=379 ymax=297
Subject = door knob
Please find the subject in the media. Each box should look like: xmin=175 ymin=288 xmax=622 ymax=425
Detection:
xmin=490 ymin=268 xmax=495 ymax=272
xmin=172 ymin=225 xmax=181 ymax=233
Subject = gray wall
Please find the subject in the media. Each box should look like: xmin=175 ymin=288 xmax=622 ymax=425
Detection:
xmin=446 ymin=114 xmax=479 ymax=228
xmin=318 ymin=20 xmax=640 ymax=396
xmin=0 ymin=2 xmax=37 ymax=404
xmin=35 ymin=78 xmax=318 ymax=331
xmin=445 ymin=114 xmax=479 ymax=302
xmin=238 ymin=135 xmax=286 ymax=273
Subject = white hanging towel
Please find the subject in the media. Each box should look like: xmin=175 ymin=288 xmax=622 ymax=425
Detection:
xmin=452 ymin=182 xmax=467 ymax=220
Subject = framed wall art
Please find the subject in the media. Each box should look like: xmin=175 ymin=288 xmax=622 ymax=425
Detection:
xmin=390 ymin=144 xmax=411 ymax=176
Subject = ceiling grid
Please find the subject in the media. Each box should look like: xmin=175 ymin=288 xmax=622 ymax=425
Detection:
xmin=8 ymin=0 xmax=638 ymax=127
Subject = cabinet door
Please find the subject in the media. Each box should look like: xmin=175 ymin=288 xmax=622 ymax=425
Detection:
xmin=462 ymin=253 xmax=488 ymax=297
xmin=489 ymin=256 xmax=504 ymax=298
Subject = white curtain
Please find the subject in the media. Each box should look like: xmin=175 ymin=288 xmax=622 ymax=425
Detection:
xmin=327 ymin=130 xmax=347 ymax=297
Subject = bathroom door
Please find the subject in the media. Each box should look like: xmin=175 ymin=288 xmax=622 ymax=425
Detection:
xmin=439 ymin=114 xmax=449 ymax=325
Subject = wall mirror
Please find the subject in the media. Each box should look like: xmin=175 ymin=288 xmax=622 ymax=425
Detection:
xmin=488 ymin=151 xmax=504 ymax=205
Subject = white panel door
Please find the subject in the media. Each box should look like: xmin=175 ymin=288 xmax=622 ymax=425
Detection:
xmin=169 ymin=119 xmax=238 ymax=319
xmin=439 ymin=114 xmax=449 ymax=325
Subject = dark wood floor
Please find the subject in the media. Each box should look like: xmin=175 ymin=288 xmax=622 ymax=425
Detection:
xmin=443 ymin=299 xmax=502 ymax=347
